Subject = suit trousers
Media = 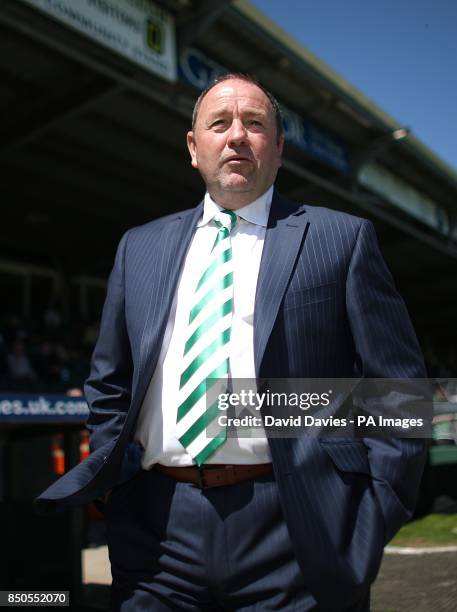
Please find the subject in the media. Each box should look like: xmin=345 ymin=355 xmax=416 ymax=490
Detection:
xmin=105 ymin=467 xmax=370 ymax=611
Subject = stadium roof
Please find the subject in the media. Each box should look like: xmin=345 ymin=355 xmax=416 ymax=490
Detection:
xmin=0 ymin=0 xmax=455 ymax=343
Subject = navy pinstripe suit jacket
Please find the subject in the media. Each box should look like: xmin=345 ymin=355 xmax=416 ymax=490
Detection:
xmin=35 ymin=190 xmax=427 ymax=608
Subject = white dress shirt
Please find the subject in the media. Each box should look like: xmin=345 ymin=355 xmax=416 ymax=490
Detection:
xmin=134 ymin=185 xmax=273 ymax=466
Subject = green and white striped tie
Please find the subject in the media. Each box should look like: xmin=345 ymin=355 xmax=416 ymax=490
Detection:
xmin=176 ymin=208 xmax=238 ymax=465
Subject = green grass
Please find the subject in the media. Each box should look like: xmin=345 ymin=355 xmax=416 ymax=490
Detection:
xmin=389 ymin=513 xmax=457 ymax=547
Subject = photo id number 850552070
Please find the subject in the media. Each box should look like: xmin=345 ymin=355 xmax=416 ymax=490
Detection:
xmin=0 ymin=591 xmax=69 ymax=606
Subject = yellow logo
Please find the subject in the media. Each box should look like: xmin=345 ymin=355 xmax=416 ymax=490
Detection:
xmin=146 ymin=19 xmax=163 ymax=54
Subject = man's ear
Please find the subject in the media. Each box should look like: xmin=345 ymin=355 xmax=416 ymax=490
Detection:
xmin=187 ymin=131 xmax=198 ymax=169
xmin=277 ymin=134 xmax=285 ymax=167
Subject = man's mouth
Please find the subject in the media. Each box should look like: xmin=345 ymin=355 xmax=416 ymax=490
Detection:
xmin=224 ymin=156 xmax=252 ymax=164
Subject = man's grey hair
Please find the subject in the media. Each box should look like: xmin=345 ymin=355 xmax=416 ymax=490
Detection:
xmin=191 ymin=73 xmax=283 ymax=143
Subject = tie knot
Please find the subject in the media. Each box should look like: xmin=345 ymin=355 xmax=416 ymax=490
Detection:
xmin=213 ymin=209 xmax=238 ymax=233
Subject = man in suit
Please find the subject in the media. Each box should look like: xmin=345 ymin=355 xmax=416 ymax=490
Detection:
xmin=36 ymin=74 xmax=428 ymax=611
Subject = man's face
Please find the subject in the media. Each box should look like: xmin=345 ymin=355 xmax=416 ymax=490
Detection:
xmin=187 ymin=79 xmax=284 ymax=208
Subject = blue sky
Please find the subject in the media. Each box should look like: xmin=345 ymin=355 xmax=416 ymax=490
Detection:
xmin=249 ymin=0 xmax=457 ymax=172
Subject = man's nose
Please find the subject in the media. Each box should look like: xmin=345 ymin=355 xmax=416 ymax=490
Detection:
xmin=227 ymin=118 xmax=248 ymax=146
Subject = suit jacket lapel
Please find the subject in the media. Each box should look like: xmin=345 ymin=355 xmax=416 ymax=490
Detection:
xmin=254 ymin=191 xmax=309 ymax=377
xmin=134 ymin=202 xmax=203 ymax=406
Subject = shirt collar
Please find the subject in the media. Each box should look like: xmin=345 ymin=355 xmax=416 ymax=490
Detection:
xmin=197 ymin=184 xmax=274 ymax=228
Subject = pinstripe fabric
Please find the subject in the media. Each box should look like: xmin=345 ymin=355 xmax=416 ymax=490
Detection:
xmin=35 ymin=191 xmax=427 ymax=611
xmin=108 ymin=468 xmax=320 ymax=611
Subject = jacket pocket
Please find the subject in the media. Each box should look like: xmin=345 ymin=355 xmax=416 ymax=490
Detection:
xmin=283 ymin=281 xmax=336 ymax=310
xmin=319 ymin=440 xmax=371 ymax=475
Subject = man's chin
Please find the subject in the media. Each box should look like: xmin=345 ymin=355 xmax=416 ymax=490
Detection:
xmin=219 ymin=177 xmax=253 ymax=193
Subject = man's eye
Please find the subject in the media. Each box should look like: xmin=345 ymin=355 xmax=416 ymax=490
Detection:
xmin=211 ymin=120 xmax=225 ymax=127
xmin=248 ymin=120 xmax=263 ymax=126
